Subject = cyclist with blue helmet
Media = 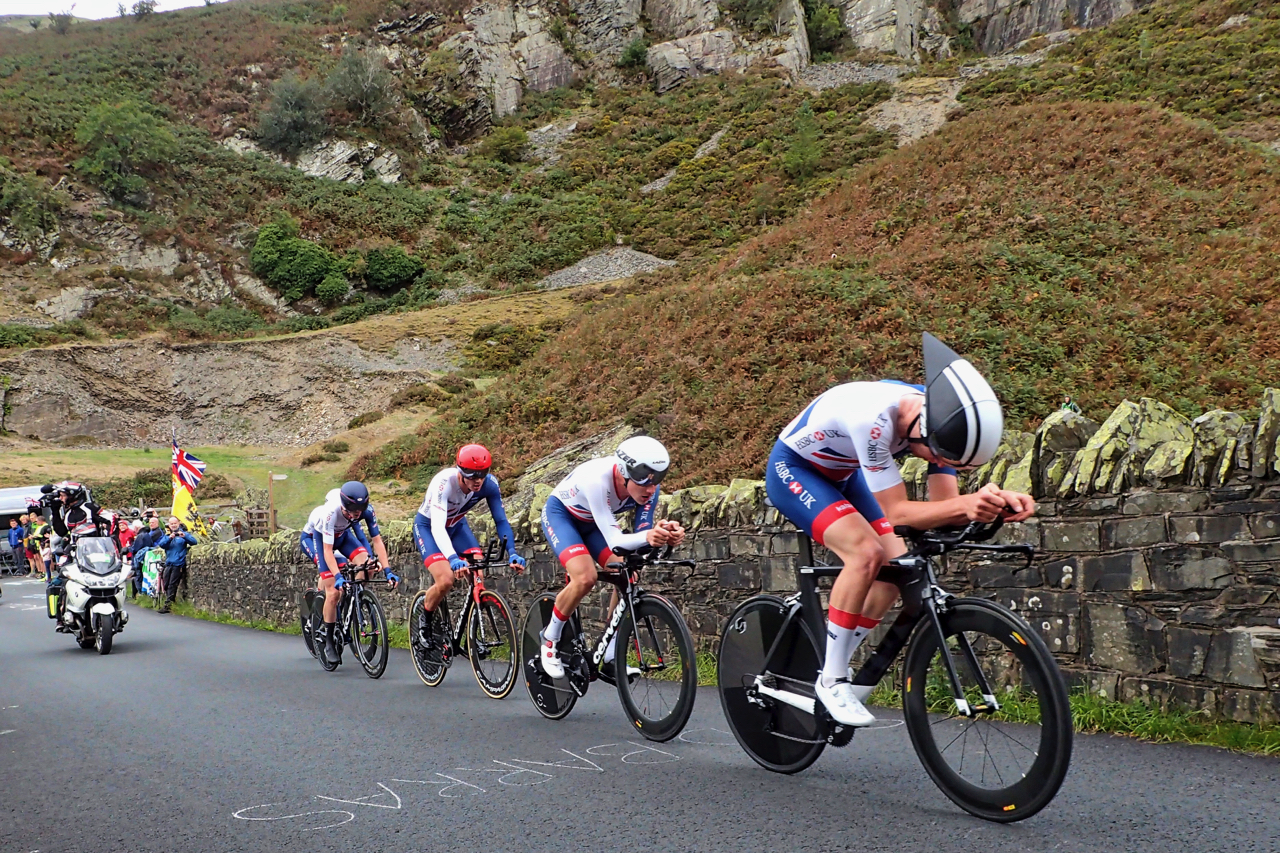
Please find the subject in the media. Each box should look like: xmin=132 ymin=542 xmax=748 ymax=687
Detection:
xmin=301 ymin=480 xmax=398 ymax=667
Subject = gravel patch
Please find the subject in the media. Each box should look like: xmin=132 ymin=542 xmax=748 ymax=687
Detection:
xmin=800 ymin=61 xmax=910 ymax=91
xmin=528 ymin=120 xmax=578 ymax=170
xmin=435 ymin=284 xmax=488 ymax=305
xmin=537 ymin=248 xmax=676 ymax=290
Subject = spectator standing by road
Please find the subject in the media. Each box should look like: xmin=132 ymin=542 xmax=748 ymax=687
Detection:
xmin=129 ymin=516 xmax=164 ymax=599
xmin=24 ymin=513 xmax=46 ymax=578
xmin=156 ymin=516 xmax=197 ymax=613
xmin=8 ymin=517 xmax=25 ymax=575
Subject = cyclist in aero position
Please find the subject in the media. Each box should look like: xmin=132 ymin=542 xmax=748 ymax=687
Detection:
xmin=300 ymin=481 xmax=396 ymax=666
xmin=767 ymin=334 xmax=1035 ymax=727
xmin=539 ymin=436 xmax=686 ymax=682
xmin=412 ymin=444 xmax=526 ymax=646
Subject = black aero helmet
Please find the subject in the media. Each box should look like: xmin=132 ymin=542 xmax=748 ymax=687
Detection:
xmin=920 ymin=333 xmax=1004 ymax=467
xmin=339 ymin=480 xmax=370 ymax=514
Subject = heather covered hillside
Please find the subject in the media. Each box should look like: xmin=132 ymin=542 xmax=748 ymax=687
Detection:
xmin=367 ymin=99 xmax=1280 ymax=488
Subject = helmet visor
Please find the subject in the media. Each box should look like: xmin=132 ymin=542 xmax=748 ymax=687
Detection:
xmin=626 ymin=464 xmax=668 ymax=486
xmin=459 ymin=467 xmax=489 ymax=480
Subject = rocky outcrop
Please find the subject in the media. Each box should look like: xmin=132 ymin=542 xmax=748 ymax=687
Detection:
xmin=535 ymin=246 xmax=676 ymax=288
xmin=221 ymin=134 xmax=401 ymax=184
xmin=841 ymin=0 xmax=1150 ymax=59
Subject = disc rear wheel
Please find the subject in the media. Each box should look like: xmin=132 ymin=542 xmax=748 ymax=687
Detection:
xmin=717 ymin=596 xmax=826 ymax=774
xmin=469 ymin=590 xmax=517 ymax=699
xmin=520 ymin=591 xmax=577 ymax=720
xmin=903 ymin=598 xmax=1073 ymax=822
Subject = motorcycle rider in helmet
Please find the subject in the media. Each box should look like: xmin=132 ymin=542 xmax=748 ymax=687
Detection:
xmin=764 ymin=334 xmax=1036 ymax=727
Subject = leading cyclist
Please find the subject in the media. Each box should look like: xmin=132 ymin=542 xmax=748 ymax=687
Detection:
xmin=766 ymin=334 xmax=1035 ymax=727
xmin=412 ymin=444 xmax=525 ymax=648
xmin=538 ymin=436 xmax=686 ymax=683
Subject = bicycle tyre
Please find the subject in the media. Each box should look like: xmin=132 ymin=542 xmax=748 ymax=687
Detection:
xmin=469 ymin=590 xmax=518 ymax=699
xmin=410 ymin=592 xmax=450 ymax=687
xmin=902 ymin=598 xmax=1073 ymax=823
xmin=301 ymin=589 xmax=319 ymax=659
xmin=614 ymin=593 xmax=697 ymax=742
xmin=717 ymin=595 xmax=827 ymax=774
xmin=520 ymin=591 xmax=577 ymax=721
xmin=352 ymin=591 xmax=389 ymax=679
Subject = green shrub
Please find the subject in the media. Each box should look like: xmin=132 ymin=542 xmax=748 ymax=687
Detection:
xmin=131 ymin=0 xmax=157 ymax=21
xmin=804 ymin=1 xmax=846 ymax=54
xmin=348 ymin=411 xmax=384 ymax=429
xmin=47 ymin=9 xmax=73 ymax=34
xmin=73 ymin=101 xmax=177 ymax=201
xmin=364 ymin=245 xmax=423 ymax=291
xmin=301 ymin=451 xmax=341 ymax=466
xmin=204 ymin=305 xmax=264 ymax=335
xmin=315 ymin=271 xmax=349 ymax=306
xmin=481 ymin=126 xmax=529 ymax=164
xmin=325 ymin=48 xmax=394 ymax=125
xmin=322 ymin=439 xmax=350 ymax=453
xmin=782 ymin=101 xmax=820 ymax=180
xmin=0 ymin=158 xmax=63 ymax=247
xmin=257 ymin=73 xmax=329 ymax=157
xmin=465 ymin=322 xmax=551 ymax=371
xmin=436 ymin=374 xmax=474 ymax=395
xmin=720 ymin=0 xmax=784 ymax=35
xmin=250 ymin=221 xmax=338 ymax=301
xmin=617 ymin=38 xmax=649 ymax=70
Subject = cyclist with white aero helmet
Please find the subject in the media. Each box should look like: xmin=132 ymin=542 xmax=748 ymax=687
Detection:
xmin=538 ymin=436 xmax=686 ymax=683
xmin=766 ymin=334 xmax=1035 ymax=727
xmin=412 ymin=444 xmax=526 ymax=648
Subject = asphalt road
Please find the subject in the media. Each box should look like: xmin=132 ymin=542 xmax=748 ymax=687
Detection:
xmin=2 ymin=576 xmax=1277 ymax=853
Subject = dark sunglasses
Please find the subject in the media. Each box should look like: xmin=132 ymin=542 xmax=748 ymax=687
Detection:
xmin=459 ymin=468 xmax=489 ymax=480
xmin=628 ymin=466 xmax=668 ymax=486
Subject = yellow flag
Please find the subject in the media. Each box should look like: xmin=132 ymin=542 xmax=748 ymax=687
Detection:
xmin=171 ymin=474 xmax=209 ymax=538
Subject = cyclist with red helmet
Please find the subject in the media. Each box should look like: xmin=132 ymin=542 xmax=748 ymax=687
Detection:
xmin=412 ymin=444 xmax=524 ymax=646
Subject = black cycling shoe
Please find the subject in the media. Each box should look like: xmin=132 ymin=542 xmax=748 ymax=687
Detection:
xmin=321 ymin=623 xmax=343 ymax=667
xmin=417 ymin=609 xmax=434 ymax=649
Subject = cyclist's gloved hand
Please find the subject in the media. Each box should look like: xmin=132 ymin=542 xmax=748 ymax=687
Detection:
xmin=510 ymin=553 xmax=527 ymax=571
xmin=332 ymin=572 xmax=346 ymax=589
xmin=448 ymin=555 xmax=470 ymax=572
xmin=384 ymin=570 xmax=400 ymax=586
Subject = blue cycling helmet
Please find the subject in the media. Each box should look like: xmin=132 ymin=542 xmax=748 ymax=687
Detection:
xmin=339 ymin=481 xmax=369 ymax=514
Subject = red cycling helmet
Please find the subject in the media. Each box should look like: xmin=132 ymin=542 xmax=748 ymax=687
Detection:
xmin=456 ymin=444 xmax=492 ymax=478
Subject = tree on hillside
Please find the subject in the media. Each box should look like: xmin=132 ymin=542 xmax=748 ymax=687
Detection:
xmin=132 ymin=0 xmax=157 ymax=21
xmin=258 ymin=74 xmax=329 ymax=157
xmin=73 ymin=101 xmax=177 ymax=202
xmin=324 ymin=48 xmax=394 ymax=126
xmin=29 ymin=18 xmax=41 ymax=30
xmin=783 ymin=101 xmax=820 ymax=180
xmin=48 ymin=6 xmax=75 ymax=35
xmin=803 ymin=0 xmax=846 ymax=55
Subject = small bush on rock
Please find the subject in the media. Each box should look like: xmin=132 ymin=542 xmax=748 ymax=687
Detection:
xmin=315 ymin=271 xmax=349 ymax=306
xmin=365 ymin=245 xmax=423 ymax=291
xmin=322 ymin=439 xmax=350 ymax=453
xmin=348 ymin=411 xmax=384 ymax=429
xmin=258 ymin=73 xmax=329 ymax=157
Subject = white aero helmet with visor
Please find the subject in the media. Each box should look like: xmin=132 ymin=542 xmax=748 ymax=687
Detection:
xmin=919 ymin=333 xmax=1004 ymax=468
xmin=615 ymin=436 xmax=670 ymax=485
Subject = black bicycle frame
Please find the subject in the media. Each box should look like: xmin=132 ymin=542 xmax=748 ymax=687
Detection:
xmin=757 ymin=530 xmax=1033 ymax=716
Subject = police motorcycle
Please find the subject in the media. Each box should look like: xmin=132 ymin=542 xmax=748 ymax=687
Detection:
xmin=40 ymin=486 xmax=130 ymax=655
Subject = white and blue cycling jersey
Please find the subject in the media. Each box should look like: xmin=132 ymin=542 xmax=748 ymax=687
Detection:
xmin=412 ymin=467 xmax=516 ymax=566
xmin=540 ymin=456 xmax=659 ymax=567
xmin=300 ymin=496 xmax=380 ymax=570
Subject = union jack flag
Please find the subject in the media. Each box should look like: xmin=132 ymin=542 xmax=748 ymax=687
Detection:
xmin=172 ymin=438 xmax=206 ymax=492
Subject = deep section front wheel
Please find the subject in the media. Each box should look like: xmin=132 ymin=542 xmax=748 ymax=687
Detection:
xmin=717 ymin=595 xmax=827 ymax=774
xmin=300 ymin=589 xmax=319 ymax=659
xmin=410 ymin=592 xmax=450 ymax=687
xmin=469 ymin=590 xmax=517 ymax=699
xmin=520 ymin=591 xmax=577 ymax=720
xmin=902 ymin=598 xmax=1073 ymax=823
xmin=351 ymin=592 xmax=389 ymax=679
xmin=614 ymin=594 xmax=697 ymax=742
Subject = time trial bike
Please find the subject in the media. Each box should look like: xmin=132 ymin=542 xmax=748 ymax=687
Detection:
xmin=717 ymin=519 xmax=1072 ymax=822
xmin=300 ymin=559 xmax=395 ymax=678
xmin=520 ymin=544 xmax=697 ymax=742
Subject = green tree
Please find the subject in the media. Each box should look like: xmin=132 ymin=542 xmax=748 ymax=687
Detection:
xmin=250 ymin=220 xmax=338 ymax=301
xmin=257 ymin=74 xmax=329 ymax=157
xmin=480 ymin=126 xmax=528 ymax=164
xmin=782 ymin=101 xmax=820 ymax=180
xmin=316 ymin=271 xmax=349 ymax=306
xmin=324 ymin=48 xmax=394 ymax=125
xmin=804 ymin=1 xmax=846 ymax=55
xmin=131 ymin=0 xmax=157 ymax=21
xmin=365 ymin=245 xmax=423 ymax=291
xmin=73 ymin=101 xmax=177 ymax=201
xmin=617 ymin=37 xmax=649 ymax=69
xmin=48 ymin=7 xmax=75 ymax=35
xmin=28 ymin=18 xmax=41 ymax=30
xmin=0 ymin=158 xmax=64 ymax=248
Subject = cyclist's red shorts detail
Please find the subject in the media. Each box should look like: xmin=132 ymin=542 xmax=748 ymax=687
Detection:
xmin=318 ymin=570 xmax=334 ymax=580
xmin=812 ymin=502 xmax=857 ymax=545
xmin=767 ymin=442 xmax=893 ymax=547
xmin=559 ymin=543 xmax=589 ymax=565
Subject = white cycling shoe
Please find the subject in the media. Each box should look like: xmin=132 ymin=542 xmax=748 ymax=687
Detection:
xmin=815 ymin=677 xmax=876 ymax=727
xmin=540 ymin=633 xmax=565 ymax=679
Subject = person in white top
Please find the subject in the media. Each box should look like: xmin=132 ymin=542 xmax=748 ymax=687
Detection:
xmin=411 ymin=444 xmax=524 ymax=645
xmin=765 ymin=334 xmax=1036 ymax=727
xmin=536 ymin=436 xmax=686 ymax=682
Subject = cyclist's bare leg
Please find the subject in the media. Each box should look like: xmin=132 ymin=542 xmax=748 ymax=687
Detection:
xmin=551 ymin=553 xmax=598 ymax=624
xmin=423 ymin=560 xmax=456 ymax=612
xmin=821 ymin=513 xmax=885 ymax=618
xmin=858 ymin=533 xmax=908 ymax=622
xmin=320 ymin=572 xmax=340 ymax=622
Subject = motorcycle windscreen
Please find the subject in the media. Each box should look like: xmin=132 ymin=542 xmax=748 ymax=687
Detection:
xmin=76 ymin=537 xmax=122 ymax=576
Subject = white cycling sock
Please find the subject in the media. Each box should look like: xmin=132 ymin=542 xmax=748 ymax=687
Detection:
xmin=821 ymin=610 xmax=879 ymax=686
xmin=603 ymin=633 xmax=618 ymax=664
xmin=544 ymin=606 xmax=568 ymax=643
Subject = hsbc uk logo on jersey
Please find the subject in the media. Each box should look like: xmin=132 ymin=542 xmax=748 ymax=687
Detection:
xmin=773 ymin=460 xmax=817 ymax=509
xmin=792 ymin=427 xmax=845 ymax=452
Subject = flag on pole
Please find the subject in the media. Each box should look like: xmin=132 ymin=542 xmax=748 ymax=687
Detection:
xmin=172 ymin=436 xmax=206 ymax=492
